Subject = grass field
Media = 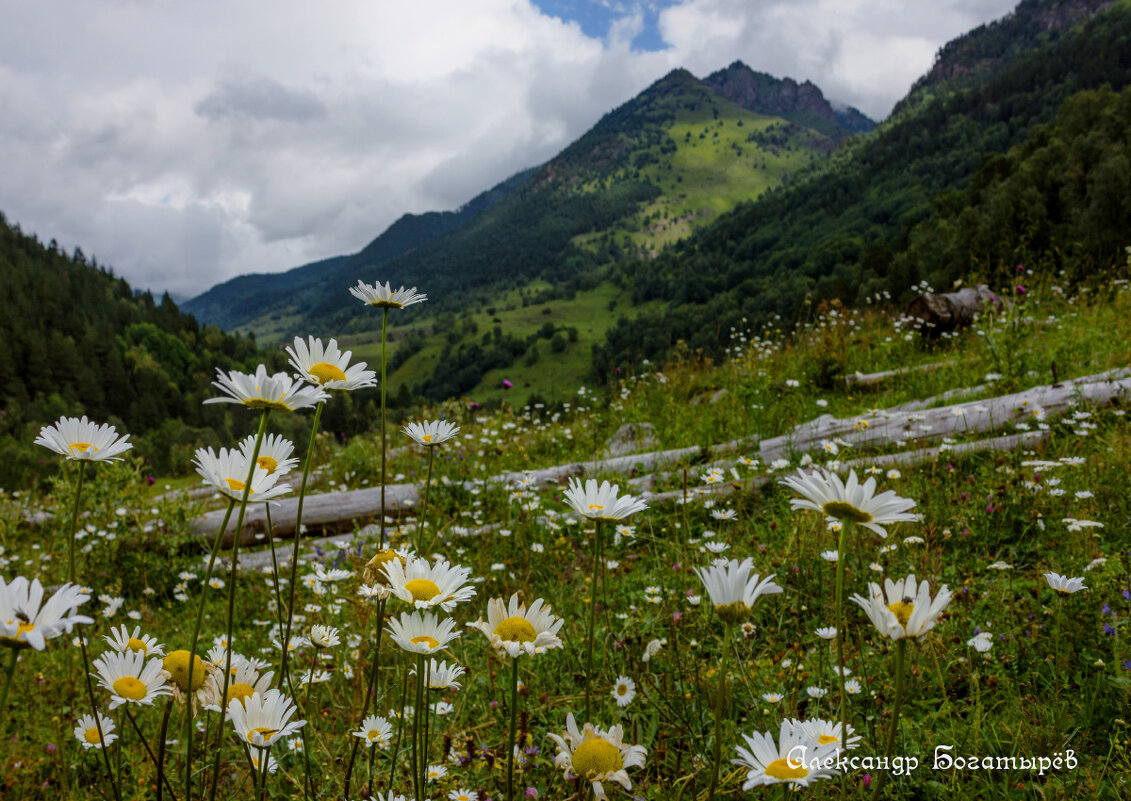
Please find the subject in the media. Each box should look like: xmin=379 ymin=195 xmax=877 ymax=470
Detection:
xmin=2 ymin=266 xmax=1129 ymax=800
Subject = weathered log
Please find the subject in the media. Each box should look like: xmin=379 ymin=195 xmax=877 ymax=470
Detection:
xmin=190 ymin=368 xmax=1125 ymax=549
xmin=906 ymin=284 xmax=1005 ymax=335
xmin=756 ymin=368 xmax=1129 ymax=460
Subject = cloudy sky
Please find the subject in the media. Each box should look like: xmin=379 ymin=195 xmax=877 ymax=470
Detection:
xmin=0 ymin=0 xmax=1018 ymax=299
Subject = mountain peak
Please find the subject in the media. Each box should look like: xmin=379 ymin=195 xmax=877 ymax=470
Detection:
xmin=702 ymin=62 xmax=874 ymax=139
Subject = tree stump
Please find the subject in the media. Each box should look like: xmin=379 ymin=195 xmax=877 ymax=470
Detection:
xmin=906 ymin=284 xmax=1005 ymax=335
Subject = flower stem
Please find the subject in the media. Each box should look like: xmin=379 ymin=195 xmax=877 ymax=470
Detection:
xmin=411 ymin=654 xmax=426 ymax=801
xmin=706 ymin=623 xmax=731 ymax=800
xmin=506 ymin=656 xmax=521 ymax=801
xmin=185 ymin=498 xmax=235 ymax=801
xmin=265 ymin=503 xmax=286 ymax=637
xmin=874 ymin=639 xmax=907 ymax=798
xmin=380 ymin=307 xmax=389 ymax=551
xmin=417 ymin=447 xmax=435 ymax=555
xmin=344 ymin=597 xmax=387 ymax=800
xmin=834 ymin=525 xmax=849 ymax=753
xmin=387 ymin=664 xmax=410 ymax=793
xmin=584 ymin=520 xmax=604 ymax=721
xmin=79 ymin=634 xmax=122 ymax=801
xmin=209 ymin=410 xmax=270 ymax=801
xmin=0 ymin=648 xmax=18 ymax=741
xmin=68 ymin=461 xmax=87 ymax=583
xmin=126 ymin=707 xmax=179 ymax=801
xmin=157 ymin=698 xmax=174 ymax=801
xmin=281 ymin=400 xmax=324 ymax=689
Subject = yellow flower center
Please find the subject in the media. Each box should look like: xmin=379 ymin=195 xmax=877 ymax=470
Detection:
xmin=821 ymin=500 xmax=873 ymax=524
xmin=765 ymin=756 xmax=809 ymax=781
xmin=16 ymin=622 xmax=35 ymax=636
xmin=257 ymin=456 xmax=279 ymax=474
xmin=716 ymin=601 xmax=750 ymax=625
xmin=888 ymin=601 xmax=914 ymax=628
xmin=225 ymin=478 xmax=246 ymax=492
xmin=310 ymin=362 xmax=347 ymax=385
xmin=818 ymin=734 xmax=838 ymax=745
xmin=248 ymin=726 xmax=279 ymax=744
xmin=113 ymin=676 xmax=148 ymax=701
xmin=571 ymin=737 xmax=623 ymax=778
xmin=364 ymin=550 xmax=405 ymax=586
xmin=84 ymin=727 xmax=103 ymax=745
xmin=404 ymin=579 xmax=441 ymax=602
xmin=126 ymin=637 xmax=148 ymax=654
xmin=69 ymin=442 xmax=97 ymax=455
xmin=495 ymin=616 xmax=536 ymax=644
xmin=367 ymin=730 xmax=383 ymax=742
xmin=243 ymin=398 xmax=292 ymax=411
xmin=616 ymin=684 xmax=629 ymax=696
xmin=226 ymin=682 xmax=256 ymax=706
xmin=410 ymin=635 xmax=439 ymax=650
xmin=588 ymin=504 xmax=604 ymax=512
xmin=421 ymin=433 xmax=434 ymax=443
xmin=163 ymin=650 xmax=206 ymax=692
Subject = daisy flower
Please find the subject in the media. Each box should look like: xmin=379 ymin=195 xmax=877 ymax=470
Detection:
xmin=967 ymin=632 xmax=994 ymax=652
xmin=711 ymin=509 xmax=737 ymax=520
xmin=362 ymin=548 xmax=412 ymax=590
xmin=309 ymin=625 xmax=341 ymax=648
xmin=563 ymin=478 xmax=648 ymax=521
xmin=103 ymin=624 xmax=164 ymax=657
xmin=74 ymin=714 xmax=118 ymax=749
xmin=193 ymin=447 xmax=291 ymax=503
xmin=387 ymin=611 xmax=462 ymax=655
xmin=92 ymin=650 xmax=172 ymax=709
xmin=34 ymin=416 xmax=132 ymax=462
xmin=448 ymin=790 xmax=477 ymax=801
xmin=353 ymin=714 xmax=393 ymax=748
xmin=762 ymin=693 xmax=783 ymax=703
xmin=383 ymin=557 xmax=476 ymax=612
xmin=693 ymin=558 xmax=782 ymax=625
xmin=547 ymin=713 xmax=646 ymax=801
xmin=403 ymin=419 xmax=460 ymax=447
xmin=797 ymin=718 xmax=861 ymax=750
xmin=0 ymin=577 xmax=93 ymax=651
xmin=228 ymin=689 xmax=305 ymax=749
xmin=203 ymin=364 xmax=327 ymax=412
xmin=349 ymin=280 xmax=427 ymax=309
xmin=611 ymin=676 xmax=636 ymax=707
xmin=779 ymin=468 xmax=921 ymax=537
xmin=425 ymin=764 xmax=447 ymax=782
xmin=161 ymin=649 xmax=213 ymax=706
xmin=469 ymin=593 xmax=564 ymax=658
xmin=239 ymin=433 xmax=299 ymax=477
xmin=815 ymin=627 xmax=837 ymax=640
xmin=409 ymin=658 xmax=466 ymax=690
xmin=286 ymin=335 xmax=376 ymax=391
xmin=1044 ymin=572 xmax=1087 ymax=594
xmin=732 ymin=719 xmax=839 ymax=789
xmin=201 ymin=661 xmax=274 ymax=715
xmin=850 ymin=573 xmax=953 ymax=641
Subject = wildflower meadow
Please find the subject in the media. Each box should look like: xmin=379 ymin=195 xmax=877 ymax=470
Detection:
xmin=1 ymin=268 xmax=1129 ymax=801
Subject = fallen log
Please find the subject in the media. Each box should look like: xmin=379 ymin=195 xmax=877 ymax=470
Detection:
xmin=845 ymin=361 xmax=957 ymax=388
xmin=189 ymin=368 xmax=1124 ymax=549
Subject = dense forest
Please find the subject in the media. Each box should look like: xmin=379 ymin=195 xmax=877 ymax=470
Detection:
xmin=0 ymin=217 xmax=384 ymax=485
xmin=592 ymin=0 xmax=1131 ymax=376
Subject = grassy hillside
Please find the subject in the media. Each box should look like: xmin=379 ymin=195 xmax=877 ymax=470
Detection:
xmin=594 ymin=0 xmax=1131 ymax=379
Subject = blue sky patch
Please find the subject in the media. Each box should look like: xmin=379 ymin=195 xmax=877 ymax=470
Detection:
xmin=531 ymin=0 xmax=675 ymax=51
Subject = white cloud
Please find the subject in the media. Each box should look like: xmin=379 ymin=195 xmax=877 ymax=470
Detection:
xmin=0 ymin=0 xmax=1019 ymax=298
